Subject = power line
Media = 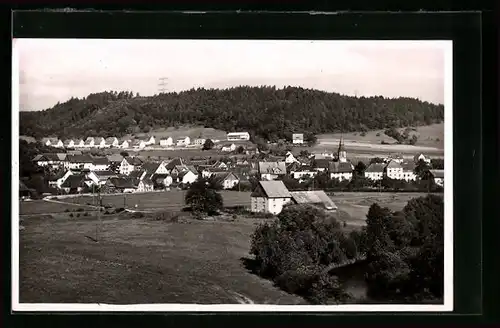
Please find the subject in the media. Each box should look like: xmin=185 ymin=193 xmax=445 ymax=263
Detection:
xmin=158 ymin=77 xmax=169 ymax=94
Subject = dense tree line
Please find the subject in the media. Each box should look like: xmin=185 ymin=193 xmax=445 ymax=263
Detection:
xmin=248 ymin=195 xmax=444 ymax=304
xmin=20 ymin=87 xmax=444 ymax=141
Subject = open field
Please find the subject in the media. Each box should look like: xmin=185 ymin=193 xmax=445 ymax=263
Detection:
xmin=19 ymin=213 xmax=306 ymax=304
xmin=315 ymin=123 xmax=444 ymax=155
xmin=19 ymin=200 xmax=97 ymax=215
xmin=63 ymin=190 xmax=252 ymax=212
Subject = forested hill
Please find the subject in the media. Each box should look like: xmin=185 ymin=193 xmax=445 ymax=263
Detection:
xmin=20 ymin=86 xmax=444 ymax=141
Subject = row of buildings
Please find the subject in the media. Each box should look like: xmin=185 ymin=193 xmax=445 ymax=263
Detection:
xmin=40 ymin=131 xmax=306 ymax=150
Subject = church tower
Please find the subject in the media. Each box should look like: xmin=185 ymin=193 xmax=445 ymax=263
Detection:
xmin=337 ymin=135 xmax=347 ymax=163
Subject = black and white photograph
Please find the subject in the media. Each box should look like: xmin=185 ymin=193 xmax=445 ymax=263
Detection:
xmin=12 ymin=38 xmax=453 ymax=312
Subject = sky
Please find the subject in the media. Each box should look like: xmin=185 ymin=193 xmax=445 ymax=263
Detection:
xmin=15 ymin=39 xmax=448 ymax=111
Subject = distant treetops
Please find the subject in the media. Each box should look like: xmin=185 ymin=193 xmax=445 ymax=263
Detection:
xmin=20 ymin=86 xmax=444 ymax=142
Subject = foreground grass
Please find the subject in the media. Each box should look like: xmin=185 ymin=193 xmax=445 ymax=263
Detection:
xmin=19 ymin=214 xmax=306 ymax=304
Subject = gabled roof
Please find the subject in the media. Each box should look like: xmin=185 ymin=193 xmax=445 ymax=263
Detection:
xmin=400 ymin=161 xmax=416 ymax=172
xmin=108 ymin=177 xmax=137 ymax=189
xmin=48 ymin=170 xmax=68 ymax=181
xmin=329 ymin=161 xmax=354 ymax=173
xmin=292 ymin=133 xmax=304 ymax=138
xmin=36 ymin=153 xmax=62 ymax=162
xmin=165 ymin=158 xmax=184 ymax=170
xmin=176 ymin=136 xmax=188 ymax=141
xmin=258 ymin=162 xmax=287 ymax=175
xmin=221 ymin=143 xmax=235 ymax=147
xmin=386 ymin=160 xmax=403 ymax=169
xmin=105 ymin=137 xmax=117 ymax=143
xmin=94 ymin=137 xmax=105 ymax=144
xmin=314 ymin=159 xmax=331 ymax=169
xmin=92 ymin=157 xmax=109 ymax=165
xmin=67 ymin=150 xmax=82 ymax=155
xmin=152 ymin=173 xmax=170 ymax=182
xmin=63 ymin=139 xmax=73 ymax=146
xmin=61 ymin=174 xmax=87 ymax=188
xmin=67 ymin=154 xmax=94 ymax=163
xmin=92 ymin=170 xmax=117 ymax=178
xmin=19 ymin=180 xmax=30 ymax=192
xmin=251 ymin=180 xmax=291 ymax=198
xmin=429 ymin=169 xmax=444 ymax=178
xmin=85 ymin=137 xmax=95 ymax=142
xmin=211 ymin=171 xmax=239 ymax=182
xmin=132 ymin=140 xmax=145 ymax=146
xmin=124 ymin=156 xmax=143 ymax=166
xmin=413 ymin=153 xmax=427 ymax=161
xmin=365 ymin=163 xmax=386 ymax=173
xmin=129 ymin=170 xmax=146 ymax=180
xmin=290 ymin=190 xmax=338 ymax=210
xmin=141 ymin=162 xmax=160 ymax=176
xmin=32 ymin=154 xmax=43 ymax=161
xmin=107 ymin=154 xmax=124 ymax=163
xmin=160 ymin=137 xmax=173 ymax=140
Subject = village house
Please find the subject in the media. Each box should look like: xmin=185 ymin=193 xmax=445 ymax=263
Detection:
xmin=313 ymin=159 xmax=331 ymax=172
xmin=33 ymin=153 xmax=64 ymax=169
xmin=292 ymin=133 xmax=304 ymax=144
xmin=159 ymin=137 xmax=174 ymax=147
xmin=251 ymin=180 xmax=292 ymax=215
xmin=289 ymin=190 xmax=338 ymax=212
xmin=385 ymin=153 xmax=404 ymax=164
xmin=41 ymin=137 xmax=61 ymax=148
xmin=47 ymin=169 xmax=74 ymax=189
xmin=105 ymin=177 xmax=137 ymax=193
xmin=284 ymin=151 xmax=299 ymax=164
xmin=164 ymin=158 xmax=184 ymax=172
xmin=141 ymin=161 xmax=169 ymax=179
xmin=63 ymin=139 xmax=75 ymax=148
xmin=202 ymin=168 xmax=226 ymax=179
xmin=429 ymin=169 xmax=444 ymax=187
xmin=210 ymin=171 xmax=240 ymax=189
xmin=120 ymin=139 xmax=131 ymax=149
xmin=106 ymin=153 xmax=124 ymax=166
xmin=227 ymin=132 xmax=250 ymax=141
xmin=152 ymin=174 xmax=174 ymax=189
xmin=258 ymin=161 xmax=287 ymax=181
xmin=385 ymin=160 xmax=404 ymax=180
xmin=60 ymin=174 xmax=88 ymax=194
xmin=144 ymin=135 xmax=156 ymax=145
xmin=84 ymin=137 xmax=95 ymax=148
xmin=73 ymin=139 xmax=85 ymax=148
xmin=400 ymin=162 xmax=417 ymax=181
xmin=86 ymin=170 xmax=118 ymax=186
xmin=176 ymin=169 xmax=198 ymax=185
xmin=105 ymin=137 xmax=119 ymax=148
xmin=137 ymin=178 xmax=154 ymax=192
xmin=364 ymin=163 xmax=386 ymax=181
xmin=291 ymin=166 xmax=317 ymax=181
xmin=94 ymin=137 xmax=107 ymax=148
xmin=90 ymin=157 xmax=110 ymax=171
xmin=119 ymin=156 xmax=143 ymax=175
xmin=129 ymin=169 xmax=147 ymax=181
xmin=329 ymin=162 xmax=354 ymax=181
xmin=414 ymin=153 xmax=431 ymax=164
xmin=176 ymin=136 xmax=191 ymax=147
xmin=193 ymin=138 xmax=206 ymax=147
xmin=221 ymin=143 xmax=237 ymax=152
xmin=66 ymin=154 xmax=94 ymax=170
xmin=132 ymin=140 xmax=147 ymax=150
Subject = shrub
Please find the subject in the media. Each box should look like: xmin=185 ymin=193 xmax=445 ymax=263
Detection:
xmin=249 ymin=204 xmax=356 ymax=303
xmin=76 ymin=213 xmax=80 ymax=217
xmin=77 ymin=208 xmax=85 ymax=212
xmin=131 ymin=212 xmax=145 ymax=219
xmin=64 ymin=209 xmax=70 ymax=212
xmin=114 ymin=207 xmax=125 ymax=213
xmin=69 ymin=213 xmax=73 ymax=217
xmin=83 ymin=212 xmax=89 ymax=216
xmin=376 ymin=132 xmax=381 ymax=136
xmin=152 ymin=211 xmax=179 ymax=222
xmin=360 ymin=132 xmax=367 ymax=137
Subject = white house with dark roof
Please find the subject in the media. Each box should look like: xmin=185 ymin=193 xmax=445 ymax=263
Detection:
xmin=119 ymin=157 xmax=143 ymax=175
xmin=329 ymin=162 xmax=354 ymax=181
xmin=176 ymin=136 xmax=191 ymax=146
xmin=221 ymin=143 xmax=236 ymax=152
xmin=385 ymin=160 xmax=404 ymax=180
xmin=160 ymin=137 xmax=174 ymax=147
xmin=144 ymin=135 xmax=156 ymax=145
xmin=227 ymin=132 xmax=250 ymax=141
xmin=90 ymin=156 xmax=110 ymax=171
xmin=429 ymin=169 xmax=444 ymax=186
xmin=414 ymin=153 xmax=431 ymax=164
xmin=194 ymin=138 xmax=206 ymax=147
xmin=258 ymin=162 xmax=287 ymax=181
xmin=94 ymin=137 xmax=106 ymax=148
xmin=66 ymin=154 xmax=94 ymax=170
xmin=364 ymin=163 xmax=386 ymax=181
xmin=251 ymin=180 xmax=292 ymax=215
xmin=84 ymin=137 xmax=95 ymax=148
xmin=63 ymin=139 xmax=75 ymax=148
xmin=86 ymin=170 xmax=118 ymax=186
xmin=105 ymin=137 xmax=119 ymax=148
xmin=285 ymin=151 xmax=299 ymax=164
xmin=73 ymin=139 xmax=85 ymax=148
xmin=291 ymin=166 xmax=317 ymax=181
xmin=210 ymin=171 xmax=240 ymax=189
xmin=400 ymin=162 xmax=417 ymax=181
xmin=132 ymin=140 xmax=147 ymax=150
xmin=119 ymin=139 xmax=131 ymax=149
xmin=292 ymin=133 xmax=304 ymax=144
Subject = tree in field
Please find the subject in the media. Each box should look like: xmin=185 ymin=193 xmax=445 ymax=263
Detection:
xmin=369 ymin=157 xmax=385 ymax=164
xmin=120 ymin=151 xmax=129 ymax=157
xmin=202 ymin=139 xmax=214 ymax=150
xmin=184 ymin=178 xmax=223 ymax=215
xmin=236 ymin=145 xmax=245 ymax=154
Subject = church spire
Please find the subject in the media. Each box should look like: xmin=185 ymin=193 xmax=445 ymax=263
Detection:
xmin=337 ymin=131 xmax=347 ymax=163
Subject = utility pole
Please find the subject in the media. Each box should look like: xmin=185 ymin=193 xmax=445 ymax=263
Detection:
xmin=158 ymin=77 xmax=168 ymax=94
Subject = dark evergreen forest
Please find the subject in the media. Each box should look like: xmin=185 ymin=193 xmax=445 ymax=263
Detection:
xmin=20 ymin=86 xmax=444 ymax=141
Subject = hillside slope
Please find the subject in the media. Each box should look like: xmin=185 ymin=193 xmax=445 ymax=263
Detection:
xmin=20 ymin=87 xmax=444 ymax=141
